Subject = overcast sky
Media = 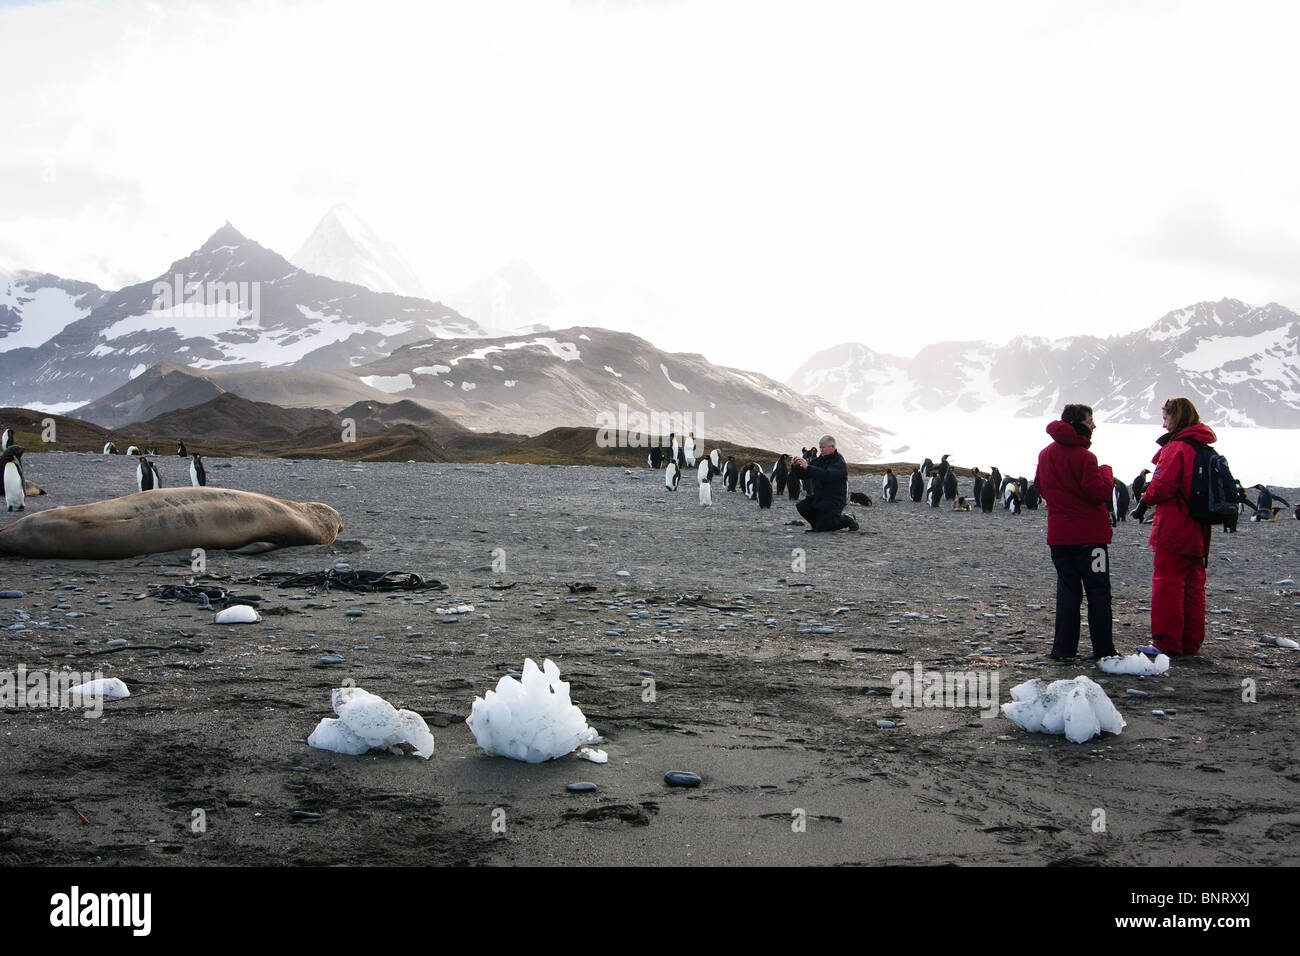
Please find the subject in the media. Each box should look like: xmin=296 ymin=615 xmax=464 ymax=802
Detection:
xmin=3 ymin=0 xmax=1299 ymax=379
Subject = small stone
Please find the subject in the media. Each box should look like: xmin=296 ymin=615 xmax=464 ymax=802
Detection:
xmin=345 ymin=610 xmax=364 ymax=617
xmin=566 ymin=782 xmax=598 ymax=793
xmin=664 ymin=770 xmax=702 ymax=788
xmin=875 ymin=720 xmax=896 ymax=729
xmin=0 ymin=590 xmax=22 ymax=599
xmin=106 ymin=638 xmax=127 ymax=647
xmin=290 ymin=811 xmax=322 ymax=820
xmin=1152 ymin=710 xmax=1166 ymax=716
xmin=1125 ymin=689 xmax=1148 ymax=697
xmin=320 ymin=655 xmax=343 ymax=665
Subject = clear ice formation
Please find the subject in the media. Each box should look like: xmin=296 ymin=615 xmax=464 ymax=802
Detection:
xmin=307 ymin=686 xmax=435 ymax=759
xmin=1002 ymin=675 xmax=1127 ymax=744
xmin=1096 ymin=652 xmax=1171 ymax=676
xmin=466 ymin=658 xmax=600 ymax=763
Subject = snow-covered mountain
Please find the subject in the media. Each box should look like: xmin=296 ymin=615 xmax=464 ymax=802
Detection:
xmin=349 ymin=326 xmax=885 ymax=456
xmin=291 ymin=204 xmax=427 ymax=298
xmin=1 ymin=272 xmax=109 ymax=353
xmin=788 ymin=299 xmax=1300 ymax=428
xmin=0 ymin=224 xmax=484 ymax=409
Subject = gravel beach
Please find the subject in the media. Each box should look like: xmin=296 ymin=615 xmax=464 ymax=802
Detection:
xmin=2 ymin=451 xmax=1298 ymax=866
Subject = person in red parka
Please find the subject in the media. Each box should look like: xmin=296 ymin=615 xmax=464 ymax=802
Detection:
xmin=1136 ymin=397 xmax=1216 ymax=657
xmin=1034 ymin=404 xmax=1118 ymax=661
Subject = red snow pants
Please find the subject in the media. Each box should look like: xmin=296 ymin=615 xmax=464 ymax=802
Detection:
xmin=1151 ymin=551 xmax=1206 ymax=655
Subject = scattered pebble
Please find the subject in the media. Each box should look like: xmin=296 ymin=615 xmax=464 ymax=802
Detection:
xmin=664 ymin=770 xmax=702 ymax=788
xmin=566 ymin=782 xmax=598 ymax=792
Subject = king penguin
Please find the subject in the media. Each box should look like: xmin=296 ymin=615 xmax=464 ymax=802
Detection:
xmin=137 ymin=456 xmax=163 ymax=492
xmin=684 ymin=433 xmax=696 ymax=468
xmin=665 ymin=459 xmax=680 ymax=491
xmin=979 ymin=477 xmax=995 ymax=513
xmin=697 ymin=459 xmax=712 ymax=507
xmin=1 ymin=428 xmax=13 ymax=451
xmin=882 ymin=468 xmax=898 ymax=503
xmin=177 ymin=440 xmax=188 ymax=457
xmin=103 ymin=441 xmax=118 ymax=455
xmin=771 ymin=454 xmax=790 ymax=496
xmin=909 ymin=467 xmax=924 ymax=502
xmin=2 ymin=447 xmax=25 ymax=512
xmin=927 ymin=472 xmax=942 ymax=507
xmin=756 ymin=472 xmax=773 ymax=509
xmin=190 ymin=453 xmax=207 ymax=487
xmin=942 ymin=468 xmax=958 ymax=501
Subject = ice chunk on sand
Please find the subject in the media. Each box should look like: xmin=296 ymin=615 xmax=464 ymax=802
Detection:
xmin=466 ymin=658 xmax=600 ymax=763
xmin=214 ymin=605 xmax=260 ymax=624
xmin=1097 ymin=652 xmax=1171 ymax=676
xmin=307 ymin=687 xmax=435 ymax=759
xmin=1002 ymin=675 xmax=1125 ymax=743
xmin=67 ymin=678 xmax=130 ymax=701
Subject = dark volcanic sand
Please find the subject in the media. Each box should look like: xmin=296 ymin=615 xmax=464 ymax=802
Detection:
xmin=1 ymin=451 xmax=1298 ymax=866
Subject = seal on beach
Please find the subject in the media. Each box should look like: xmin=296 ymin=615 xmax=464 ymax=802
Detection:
xmin=0 ymin=486 xmax=343 ymax=559
xmin=189 ymin=453 xmax=206 ymax=487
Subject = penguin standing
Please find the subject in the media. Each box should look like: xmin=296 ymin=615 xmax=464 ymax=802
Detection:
xmin=1002 ymin=477 xmax=1024 ymax=514
xmin=697 ymin=460 xmax=712 ymax=507
xmin=771 ymin=455 xmax=790 ymax=496
xmin=756 ymin=472 xmax=773 ymax=509
xmin=979 ymin=477 xmax=995 ymax=513
xmin=1110 ymin=477 xmax=1130 ymax=526
xmin=742 ymin=464 xmax=757 ymax=499
xmin=1131 ymin=469 xmax=1150 ymax=502
xmin=190 ymin=453 xmax=207 ymax=487
xmin=927 ymin=472 xmax=942 ymax=507
xmin=709 ymin=448 xmax=721 ymax=473
xmin=1 ymin=428 xmax=13 ymax=451
xmin=787 ymin=468 xmax=801 ymax=500
xmin=684 ymin=433 xmax=696 ymax=468
xmin=669 ymin=433 xmax=679 ymax=465
xmin=665 ymin=460 xmax=680 ymax=491
xmin=990 ymin=467 xmax=1003 ymax=497
xmin=103 ymin=441 xmax=118 ymax=455
xmin=177 ymin=440 xmax=188 ymax=457
xmin=909 ymin=467 xmax=924 ymax=502
xmin=972 ymin=468 xmax=985 ymax=506
xmin=2 ymin=447 xmax=25 ymax=512
xmin=126 ymin=445 xmax=141 ymax=457
xmin=936 ymin=454 xmax=951 ymax=484
xmin=882 ymin=468 xmax=898 ymax=503
xmin=137 ymin=456 xmax=163 ymax=492
xmin=942 ymin=468 xmax=958 ymax=501
xmin=723 ymin=456 xmax=738 ymax=492
xmin=1024 ymin=481 xmax=1041 ymax=510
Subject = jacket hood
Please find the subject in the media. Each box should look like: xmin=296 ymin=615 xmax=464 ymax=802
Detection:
xmin=1046 ymin=419 xmax=1091 ymax=447
xmin=1175 ymin=423 xmax=1217 ymax=445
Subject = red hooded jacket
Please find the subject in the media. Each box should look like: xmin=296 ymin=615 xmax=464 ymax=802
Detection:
xmin=1035 ymin=420 xmax=1114 ymax=546
xmin=1140 ymin=422 xmax=1217 ymax=558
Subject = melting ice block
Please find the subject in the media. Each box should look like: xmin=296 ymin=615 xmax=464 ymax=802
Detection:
xmin=1002 ymin=675 xmax=1126 ymax=743
xmin=1097 ymin=652 xmax=1171 ymax=676
xmin=466 ymin=658 xmax=600 ymax=763
xmin=67 ymin=678 xmax=130 ymax=701
xmin=307 ymin=687 xmax=435 ymax=759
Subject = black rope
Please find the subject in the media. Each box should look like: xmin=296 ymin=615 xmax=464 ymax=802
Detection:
xmin=239 ymin=569 xmax=448 ymax=593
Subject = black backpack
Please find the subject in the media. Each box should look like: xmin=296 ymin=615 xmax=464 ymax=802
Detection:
xmin=1177 ymin=438 xmax=1238 ymax=526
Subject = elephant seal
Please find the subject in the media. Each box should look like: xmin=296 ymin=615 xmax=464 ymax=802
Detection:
xmin=0 ymin=487 xmax=343 ymax=559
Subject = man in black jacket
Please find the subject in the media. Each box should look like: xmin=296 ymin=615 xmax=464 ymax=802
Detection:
xmin=791 ymin=435 xmax=858 ymax=532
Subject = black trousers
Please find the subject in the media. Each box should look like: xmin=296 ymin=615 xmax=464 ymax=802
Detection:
xmin=797 ymin=498 xmax=851 ymax=532
xmin=1049 ymin=544 xmax=1116 ymax=657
